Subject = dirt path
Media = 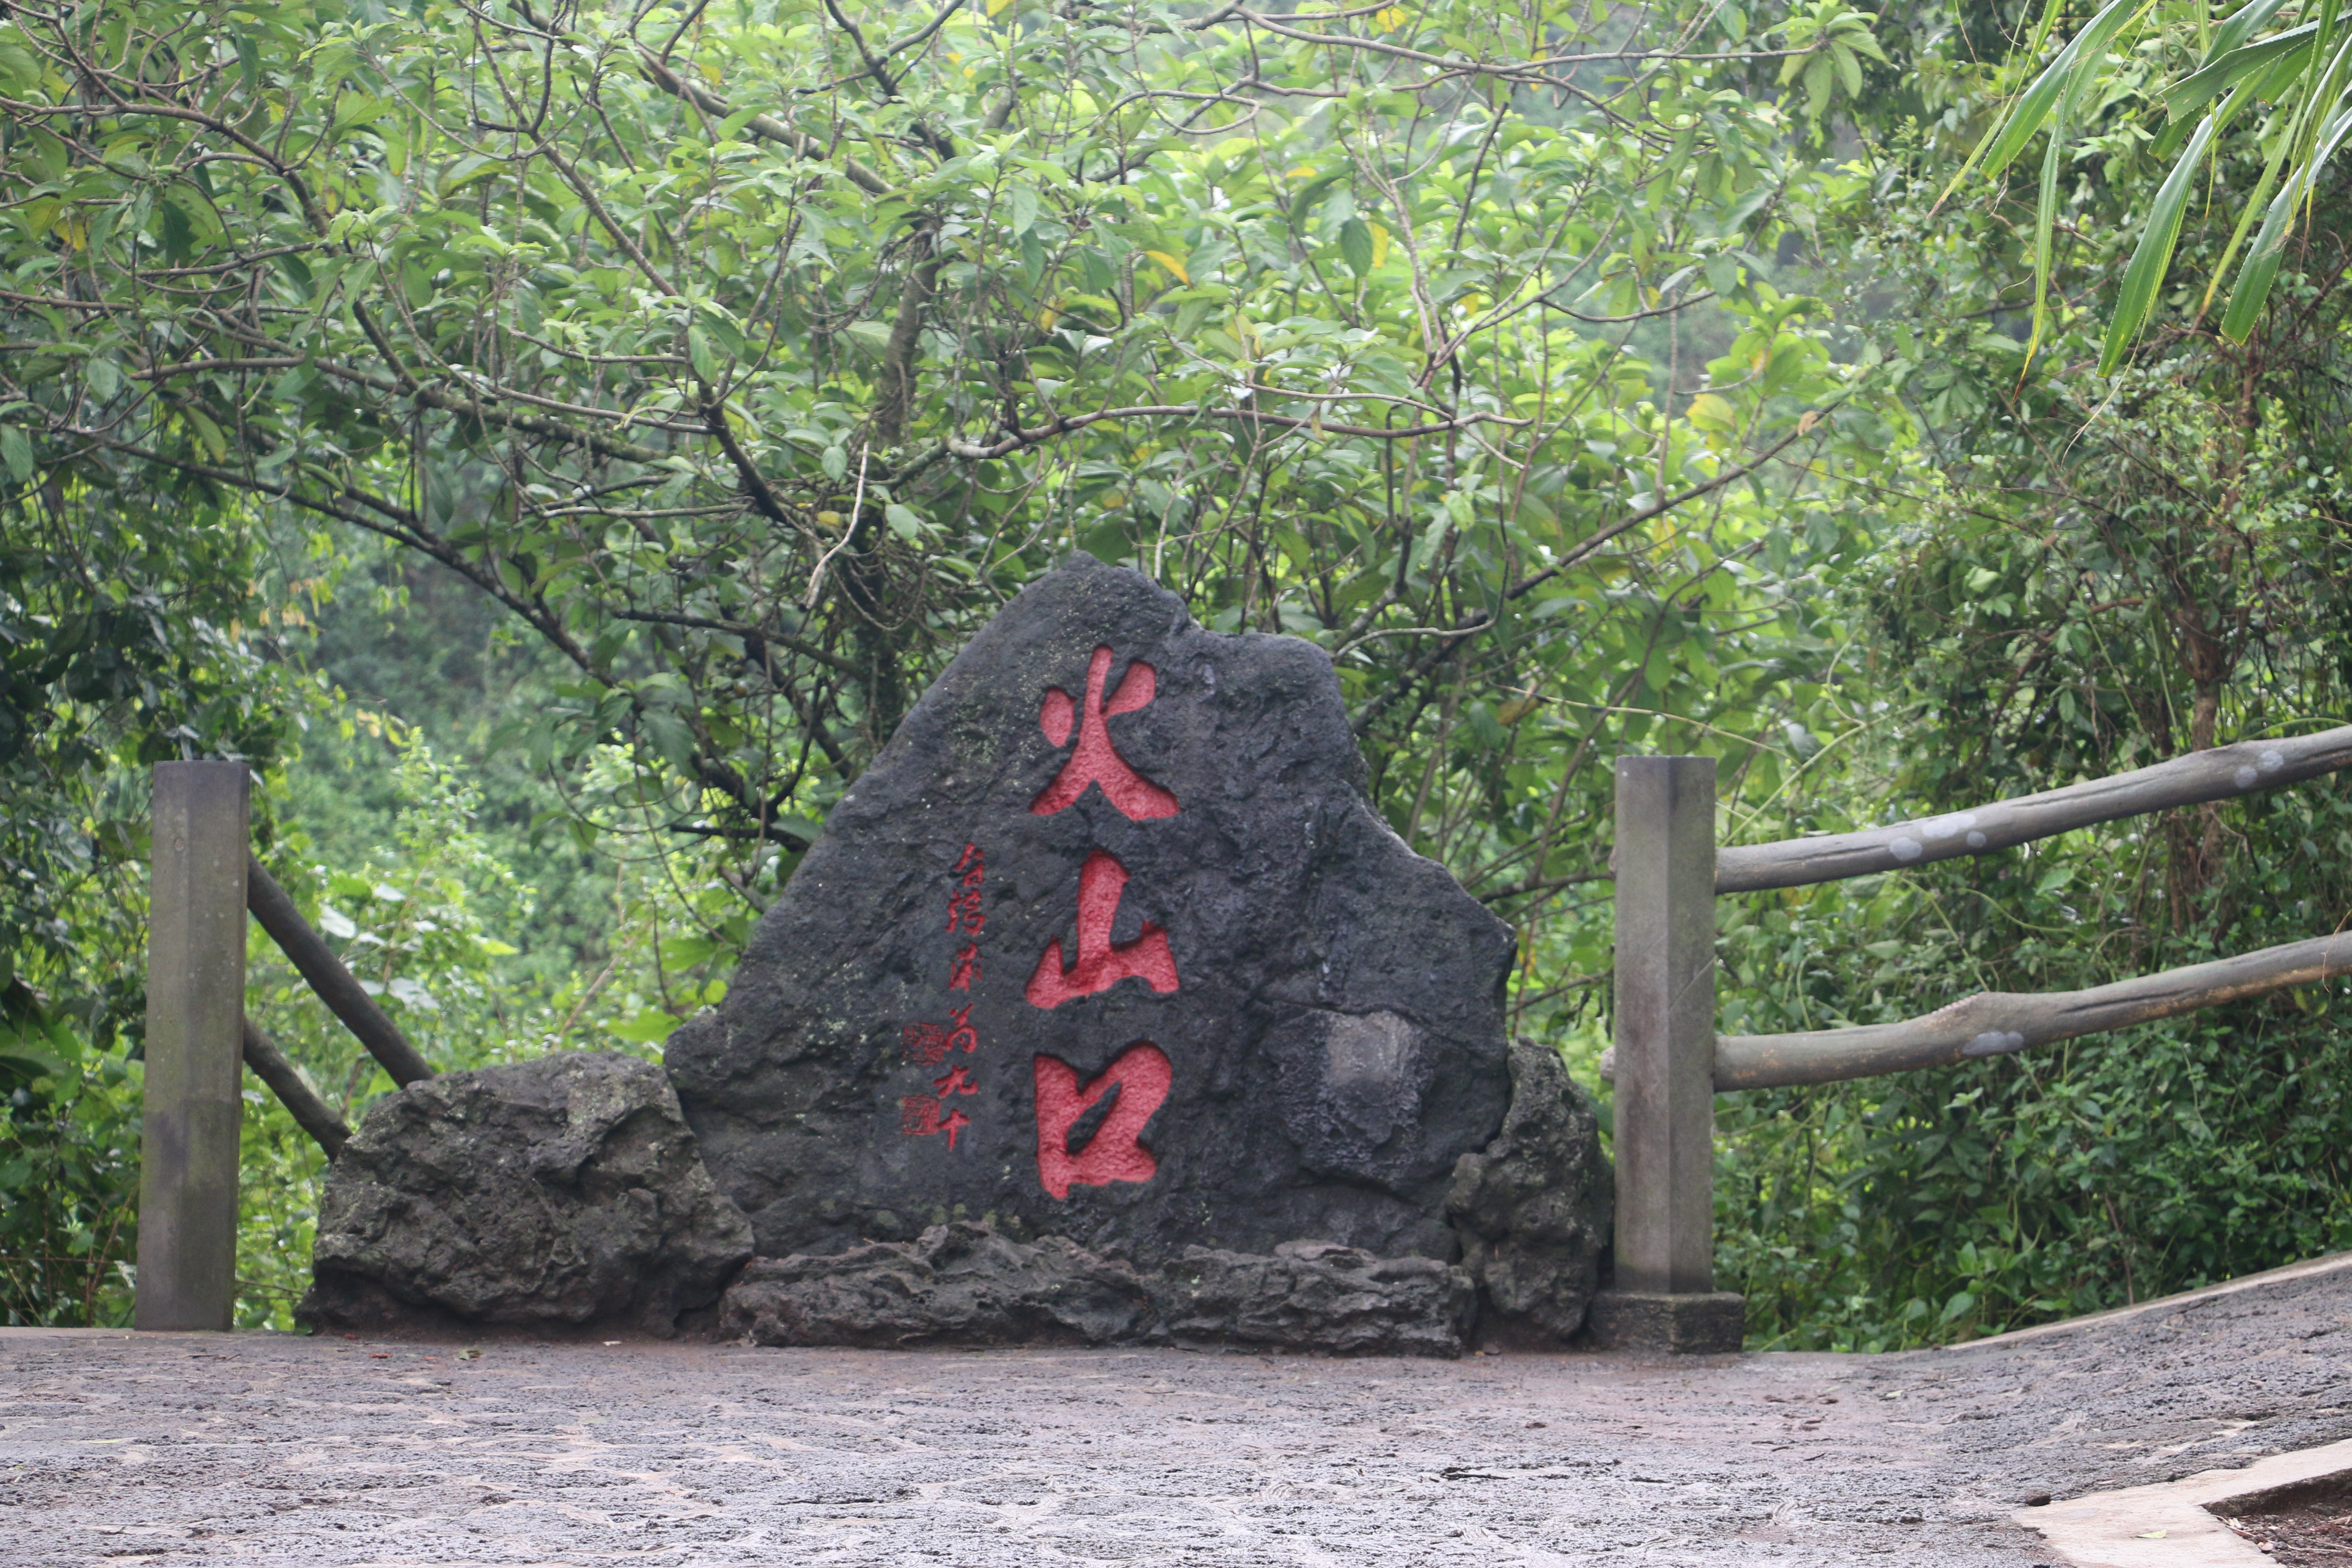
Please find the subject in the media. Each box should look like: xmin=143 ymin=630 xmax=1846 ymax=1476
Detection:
xmin=6 ymin=1259 xmax=2350 ymax=1566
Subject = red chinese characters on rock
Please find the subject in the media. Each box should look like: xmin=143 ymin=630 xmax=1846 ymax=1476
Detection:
xmin=900 ymin=1003 xmax=975 ymax=1067
xmin=902 ymin=843 xmax=985 ymax=1149
xmin=1026 ymin=643 xmax=1185 ymax=1199
xmin=947 ymin=843 xmax=986 ymax=936
xmin=946 ymin=840 xmax=983 ymax=993
xmin=1031 ymin=645 xmax=1179 ymax=821
xmin=900 ymin=1095 xmax=971 ymax=1151
xmin=1025 ymin=849 xmax=1179 ymax=1010
xmin=1032 ymin=1043 xmax=1172 ymax=1200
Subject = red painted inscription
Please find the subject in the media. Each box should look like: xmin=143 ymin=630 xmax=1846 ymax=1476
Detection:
xmin=903 ymin=842 xmax=985 ymax=1149
xmin=947 ymin=843 xmax=986 ymax=935
xmin=901 ymin=1003 xmax=976 ymax=1067
xmin=1025 ymin=849 xmax=1179 ymax=1010
xmin=1032 ymin=1043 xmax=1172 ymax=1200
xmin=1031 ymin=646 xmax=1180 ymax=821
xmin=900 ymin=1094 xmax=971 ymax=1151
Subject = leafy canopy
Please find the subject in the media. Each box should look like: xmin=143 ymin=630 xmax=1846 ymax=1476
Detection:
xmin=0 ymin=0 xmax=1902 ymax=993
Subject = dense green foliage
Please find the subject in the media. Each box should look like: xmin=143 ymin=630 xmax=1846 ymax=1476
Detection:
xmin=0 ymin=481 xmax=314 ymax=1322
xmin=1966 ymin=0 xmax=2352 ymax=367
xmin=1 ymin=0 xmax=2349 ymax=1344
xmin=1709 ymin=41 xmax=2352 ymax=1345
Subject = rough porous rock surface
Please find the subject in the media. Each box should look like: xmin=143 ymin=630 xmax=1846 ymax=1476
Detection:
xmin=1156 ymin=1239 xmax=1476 ymax=1357
xmin=717 ymin=1221 xmax=1156 ymax=1348
xmin=1446 ymin=1041 xmax=1612 ymax=1344
xmin=718 ymin=1224 xmax=1474 ymax=1356
xmin=300 ymin=1051 xmax=752 ymax=1335
xmin=667 ymin=552 xmax=1519 ymax=1271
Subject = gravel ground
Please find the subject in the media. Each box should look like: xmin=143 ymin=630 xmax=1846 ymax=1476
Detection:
xmin=5 ymin=1260 xmax=2351 ymax=1567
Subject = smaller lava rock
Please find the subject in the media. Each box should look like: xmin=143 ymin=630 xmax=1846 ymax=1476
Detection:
xmin=299 ymin=1051 xmax=752 ymax=1336
xmin=1156 ymin=1240 xmax=1476 ymax=1357
xmin=1446 ymin=1041 xmax=1613 ymax=1344
xmin=718 ymin=1222 xmax=1158 ymax=1348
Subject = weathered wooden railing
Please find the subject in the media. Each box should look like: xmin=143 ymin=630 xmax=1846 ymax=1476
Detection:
xmin=1591 ymin=726 xmax=2352 ymax=1354
xmin=137 ymin=761 xmax=435 ymax=1331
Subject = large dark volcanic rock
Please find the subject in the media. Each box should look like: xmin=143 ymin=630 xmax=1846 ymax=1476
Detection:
xmin=666 ymin=552 xmax=1519 ymax=1272
xmin=299 ymin=1051 xmax=752 ymax=1335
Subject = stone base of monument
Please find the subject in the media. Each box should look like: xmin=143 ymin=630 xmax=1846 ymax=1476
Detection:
xmin=1584 ymin=1289 xmax=1746 ymax=1354
xmin=717 ymin=1223 xmax=1478 ymax=1357
xmin=296 ymin=1037 xmax=1613 ymax=1353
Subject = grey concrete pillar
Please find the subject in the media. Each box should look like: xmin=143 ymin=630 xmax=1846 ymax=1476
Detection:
xmin=1588 ymin=754 xmax=1743 ymax=1353
xmin=136 ymin=761 xmax=250 ymax=1331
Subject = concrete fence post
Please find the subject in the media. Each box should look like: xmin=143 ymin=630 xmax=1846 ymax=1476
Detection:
xmin=1587 ymin=754 xmax=1745 ymax=1354
xmin=136 ymin=761 xmax=250 ymax=1331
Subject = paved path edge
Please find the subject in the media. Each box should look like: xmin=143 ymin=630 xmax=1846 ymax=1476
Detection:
xmin=1957 ymin=1250 xmax=2352 ymax=1351
xmin=2018 ymin=1436 xmax=2352 ymax=1566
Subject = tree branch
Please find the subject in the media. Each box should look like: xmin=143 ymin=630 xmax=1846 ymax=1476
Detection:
xmin=942 ymin=402 xmax=1527 ymax=458
xmin=636 ymin=52 xmax=895 ymax=196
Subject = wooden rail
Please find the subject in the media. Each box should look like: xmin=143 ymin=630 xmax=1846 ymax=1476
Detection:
xmin=1711 ymin=931 xmax=2352 ymax=1090
xmin=140 ymin=769 xmax=440 ymax=1329
xmin=240 ymin=1014 xmax=352 ymax=1158
xmin=1716 ymin=724 xmax=2352 ymax=894
xmin=245 ymin=851 xmax=435 ymax=1088
xmin=1602 ymin=732 xmax=2352 ymax=1350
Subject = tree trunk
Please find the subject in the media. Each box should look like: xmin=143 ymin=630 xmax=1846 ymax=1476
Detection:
xmin=2165 ymin=606 xmax=2233 ymax=925
xmin=874 ymin=222 xmax=940 ymax=449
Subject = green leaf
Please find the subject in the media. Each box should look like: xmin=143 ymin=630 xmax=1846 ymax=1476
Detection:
xmin=2155 ymin=70 xmax=2253 ymax=157
xmin=884 ymin=503 xmax=922 ymax=539
xmin=659 ymin=934 xmax=722 ymax=967
xmin=1008 ymin=182 xmax=1039 ymax=236
xmin=1842 ymin=26 xmax=1890 ymax=63
xmin=0 ymin=424 xmax=30 ymax=484
xmin=1803 ymin=53 xmax=1833 ymax=117
xmin=1339 ymin=216 xmax=1374 ymax=277
xmin=2201 ymin=106 xmax=2299 ymax=315
xmin=2208 ymin=0 xmax=2297 ymax=64
xmin=1979 ymin=0 xmax=2147 ymax=180
xmin=2166 ymin=23 xmax=2314 ymax=118
xmin=438 ymin=154 xmax=499 ymax=199
xmin=2223 ymin=95 xmax=2352 ymax=340
xmin=638 ymin=708 xmax=700 ymax=776
xmin=2024 ymin=111 xmax=2065 ymax=366
xmin=2099 ymin=112 xmax=2217 ymax=374
xmin=607 ymin=1008 xmax=682 ymax=1044
xmin=1287 ymin=168 xmax=1348 ymax=231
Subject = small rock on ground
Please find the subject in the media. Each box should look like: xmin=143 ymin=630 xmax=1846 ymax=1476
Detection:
xmin=300 ymin=1050 xmax=752 ymax=1336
